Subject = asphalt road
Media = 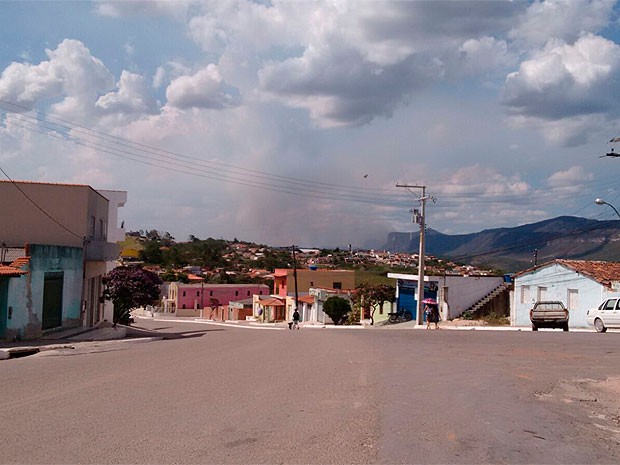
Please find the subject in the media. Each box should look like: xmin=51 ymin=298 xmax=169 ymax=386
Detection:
xmin=1 ymin=320 xmax=620 ymax=464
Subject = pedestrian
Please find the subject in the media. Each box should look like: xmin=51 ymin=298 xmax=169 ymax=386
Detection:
xmin=292 ymin=309 xmax=300 ymax=330
xmin=424 ymin=305 xmax=432 ymax=329
xmin=430 ymin=304 xmax=440 ymax=329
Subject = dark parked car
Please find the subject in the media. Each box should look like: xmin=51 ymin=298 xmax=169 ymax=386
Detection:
xmin=530 ymin=301 xmax=569 ymax=331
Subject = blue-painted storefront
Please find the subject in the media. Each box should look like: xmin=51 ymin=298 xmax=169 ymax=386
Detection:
xmin=396 ymin=279 xmax=438 ymax=321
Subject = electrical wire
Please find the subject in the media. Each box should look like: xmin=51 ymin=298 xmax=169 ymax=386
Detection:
xmin=0 ymin=165 xmax=84 ymax=241
xmin=1 ymin=99 xmax=618 ymax=261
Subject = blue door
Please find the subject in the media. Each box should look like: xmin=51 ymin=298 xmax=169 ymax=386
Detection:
xmin=396 ymin=283 xmax=417 ymax=321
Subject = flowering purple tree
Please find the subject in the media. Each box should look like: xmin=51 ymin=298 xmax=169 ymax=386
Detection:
xmin=102 ymin=266 xmax=162 ymax=325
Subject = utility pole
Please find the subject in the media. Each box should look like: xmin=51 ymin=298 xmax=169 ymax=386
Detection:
xmin=292 ymin=245 xmax=299 ymax=320
xmin=396 ymin=183 xmax=433 ymax=325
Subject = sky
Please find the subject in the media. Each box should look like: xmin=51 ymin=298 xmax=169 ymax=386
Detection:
xmin=1 ymin=0 xmax=620 ymax=249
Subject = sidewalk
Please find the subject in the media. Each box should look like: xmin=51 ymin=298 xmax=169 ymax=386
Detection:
xmin=0 ymin=324 xmax=165 ymax=360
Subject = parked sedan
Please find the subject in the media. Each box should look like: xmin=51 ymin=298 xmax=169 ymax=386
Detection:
xmin=587 ymin=298 xmax=620 ymax=332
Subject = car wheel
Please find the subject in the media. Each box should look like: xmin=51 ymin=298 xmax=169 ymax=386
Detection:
xmin=532 ymin=323 xmax=538 ymax=331
xmin=594 ymin=318 xmax=607 ymax=333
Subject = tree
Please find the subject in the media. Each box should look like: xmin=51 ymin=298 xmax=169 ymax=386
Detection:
xmin=354 ymin=282 xmax=396 ymax=325
xmin=102 ymin=266 xmax=162 ymax=326
xmin=323 ymin=296 xmax=351 ymax=325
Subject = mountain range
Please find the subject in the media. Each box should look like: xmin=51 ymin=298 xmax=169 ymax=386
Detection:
xmin=384 ymin=216 xmax=620 ymax=272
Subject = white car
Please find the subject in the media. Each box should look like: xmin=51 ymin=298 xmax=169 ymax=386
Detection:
xmin=587 ymin=298 xmax=620 ymax=332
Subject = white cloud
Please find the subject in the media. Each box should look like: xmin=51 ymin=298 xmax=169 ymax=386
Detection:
xmin=547 ymin=166 xmax=594 ymax=195
xmin=153 ymin=66 xmax=167 ymax=89
xmin=510 ymin=0 xmax=615 ymax=47
xmin=0 ymin=39 xmax=115 ymax=122
xmin=165 ymin=64 xmax=240 ymax=110
xmin=97 ymin=71 xmax=158 ymax=115
xmin=502 ymin=34 xmax=620 ymax=145
xmin=96 ymin=1 xmax=190 ymax=19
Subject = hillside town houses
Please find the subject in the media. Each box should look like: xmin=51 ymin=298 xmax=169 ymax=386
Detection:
xmin=6 ymin=180 xmax=620 ymax=341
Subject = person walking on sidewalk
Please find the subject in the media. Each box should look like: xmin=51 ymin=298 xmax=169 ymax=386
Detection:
xmin=430 ymin=304 xmax=440 ymax=329
xmin=292 ymin=309 xmax=301 ymax=330
xmin=424 ymin=305 xmax=432 ymax=329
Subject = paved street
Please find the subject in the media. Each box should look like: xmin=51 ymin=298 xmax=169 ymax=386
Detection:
xmin=2 ymin=320 xmax=620 ymax=464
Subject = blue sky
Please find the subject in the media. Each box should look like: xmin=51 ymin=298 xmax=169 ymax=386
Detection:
xmin=1 ymin=0 xmax=620 ymax=248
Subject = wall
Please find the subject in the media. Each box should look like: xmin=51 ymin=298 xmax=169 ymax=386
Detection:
xmin=0 ymin=181 xmax=93 ymax=248
xmin=513 ymin=263 xmax=611 ymax=328
xmin=5 ymin=245 xmax=83 ymax=340
xmin=274 ymin=269 xmax=356 ymax=296
xmin=173 ymin=283 xmax=269 ymax=310
xmin=388 ymin=273 xmax=504 ymax=320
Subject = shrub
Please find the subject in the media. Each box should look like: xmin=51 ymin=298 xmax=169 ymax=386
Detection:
xmin=323 ymin=296 xmax=351 ymax=325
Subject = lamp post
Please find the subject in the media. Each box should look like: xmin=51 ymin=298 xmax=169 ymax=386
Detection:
xmin=595 ymin=198 xmax=620 ymax=219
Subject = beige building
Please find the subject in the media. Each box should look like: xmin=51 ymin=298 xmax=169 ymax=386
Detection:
xmin=0 ymin=181 xmax=126 ymax=327
xmin=272 ymin=268 xmax=356 ymax=297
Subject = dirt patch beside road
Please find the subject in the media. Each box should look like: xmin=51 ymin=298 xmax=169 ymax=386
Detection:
xmin=537 ymin=376 xmax=620 ymax=449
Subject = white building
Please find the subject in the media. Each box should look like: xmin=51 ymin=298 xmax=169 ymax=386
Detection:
xmin=512 ymin=259 xmax=620 ymax=328
xmin=98 ymin=190 xmax=127 ymax=323
xmin=388 ymin=273 xmax=506 ymax=321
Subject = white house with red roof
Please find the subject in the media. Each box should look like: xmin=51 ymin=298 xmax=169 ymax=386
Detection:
xmin=512 ymin=259 xmax=620 ymax=328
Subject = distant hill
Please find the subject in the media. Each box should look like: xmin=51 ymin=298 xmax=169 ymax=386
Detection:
xmin=384 ymin=216 xmax=620 ymax=272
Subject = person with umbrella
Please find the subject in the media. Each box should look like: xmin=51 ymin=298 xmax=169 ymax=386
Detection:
xmin=423 ymin=298 xmax=440 ymax=330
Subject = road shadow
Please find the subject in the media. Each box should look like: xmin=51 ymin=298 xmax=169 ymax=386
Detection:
xmin=126 ymin=326 xmax=221 ymax=340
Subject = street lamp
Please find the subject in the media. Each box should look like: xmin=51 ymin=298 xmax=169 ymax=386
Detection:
xmin=595 ymin=198 xmax=620 ymax=219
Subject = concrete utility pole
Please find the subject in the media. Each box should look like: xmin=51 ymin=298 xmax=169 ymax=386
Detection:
xmin=396 ymin=183 xmax=433 ymax=325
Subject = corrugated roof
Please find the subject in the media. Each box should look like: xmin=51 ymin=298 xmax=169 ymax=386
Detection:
xmin=298 ymin=295 xmax=315 ymax=304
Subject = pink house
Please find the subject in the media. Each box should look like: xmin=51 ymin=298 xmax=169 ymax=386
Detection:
xmin=167 ymin=283 xmax=270 ymax=313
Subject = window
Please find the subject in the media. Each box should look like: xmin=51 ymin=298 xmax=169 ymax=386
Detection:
xmin=567 ymin=289 xmax=578 ymax=310
xmin=182 ymin=304 xmax=186 ymax=309
xmin=209 ymin=291 xmax=213 ymax=296
xmin=196 ymin=291 xmax=200 ymax=297
xmin=310 ymin=281 xmax=314 ymax=287
xmin=604 ymin=299 xmax=617 ymax=310
xmin=520 ymin=285 xmax=530 ymax=304
xmin=247 ymin=290 xmax=250 ymax=296
xmin=259 ymin=291 xmax=263 ymax=295
xmin=235 ymin=291 xmax=239 ymax=296
xmin=183 ymin=291 xmax=186 ymax=297
xmin=89 ymin=216 xmax=96 ymax=238
xmin=333 ymin=282 xmax=342 ymax=289
xmin=537 ymin=286 xmax=547 ymax=301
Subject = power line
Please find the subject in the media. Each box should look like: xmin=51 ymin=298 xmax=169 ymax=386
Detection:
xmin=0 ymin=100 xmax=409 ymax=203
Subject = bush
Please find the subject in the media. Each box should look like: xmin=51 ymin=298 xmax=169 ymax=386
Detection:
xmin=482 ymin=313 xmax=510 ymax=326
xmin=346 ymin=307 xmax=361 ymax=325
xmin=323 ymin=296 xmax=351 ymax=325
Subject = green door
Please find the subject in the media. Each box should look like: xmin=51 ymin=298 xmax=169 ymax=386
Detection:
xmin=42 ymin=272 xmax=63 ymax=330
xmin=0 ymin=279 xmax=8 ymax=339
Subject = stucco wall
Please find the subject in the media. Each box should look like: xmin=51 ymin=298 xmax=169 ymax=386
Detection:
xmin=6 ymin=244 xmax=83 ymax=340
xmin=513 ymin=263 xmax=616 ymax=328
xmin=274 ymin=269 xmax=356 ymax=296
xmin=0 ymin=181 xmax=106 ymax=248
xmin=172 ymin=283 xmax=270 ymax=310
